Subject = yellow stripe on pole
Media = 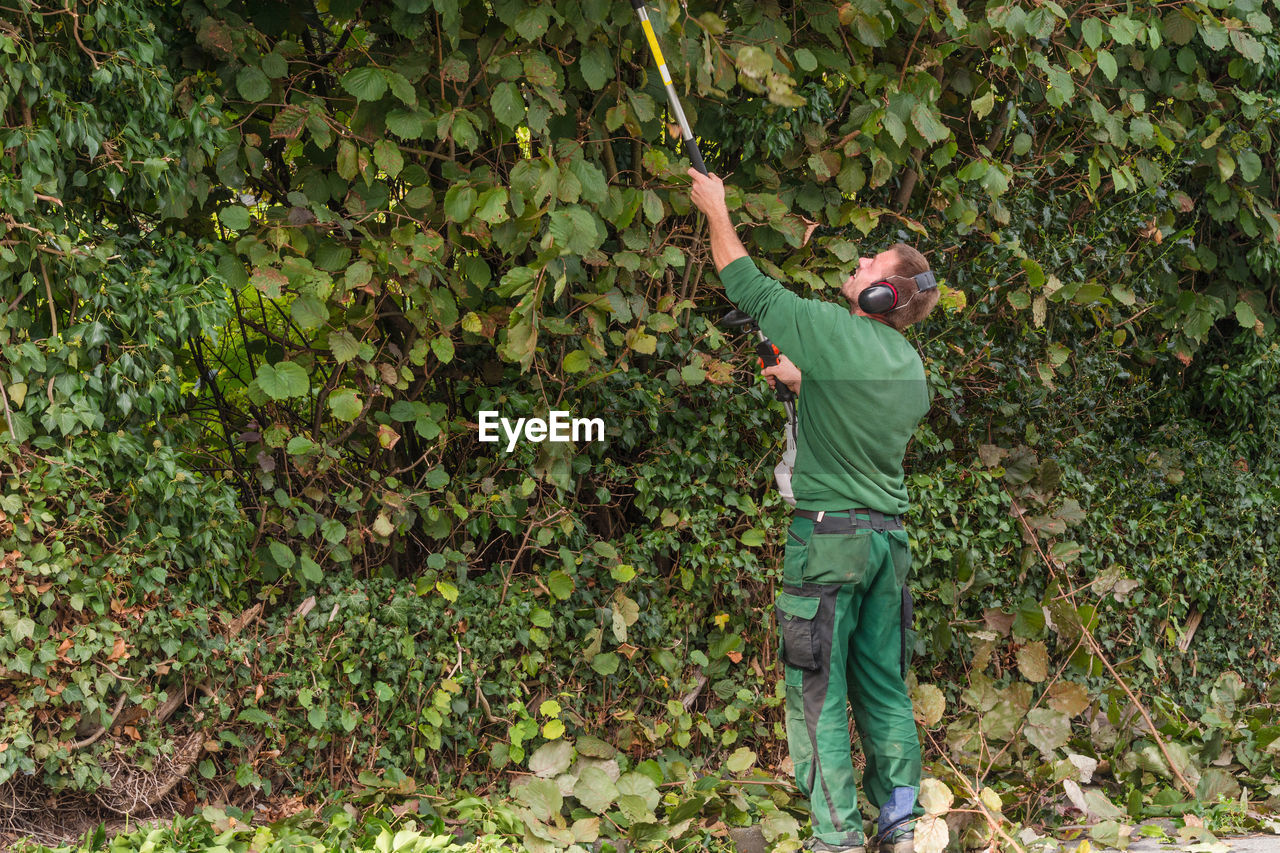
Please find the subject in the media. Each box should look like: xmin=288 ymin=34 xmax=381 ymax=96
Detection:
xmin=640 ymin=19 xmax=673 ymax=85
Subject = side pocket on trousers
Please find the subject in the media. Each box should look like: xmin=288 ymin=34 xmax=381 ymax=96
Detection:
xmin=887 ymin=528 xmax=912 ymax=588
xmin=777 ymin=592 xmax=822 ymax=671
xmin=783 ymin=539 xmax=808 ymax=587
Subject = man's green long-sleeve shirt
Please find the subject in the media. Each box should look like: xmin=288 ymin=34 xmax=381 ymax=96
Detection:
xmin=720 ymin=256 xmax=929 ymax=515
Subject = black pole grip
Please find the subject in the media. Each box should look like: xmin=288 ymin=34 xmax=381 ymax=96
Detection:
xmin=685 ymin=138 xmax=708 ymax=176
xmin=756 ymin=339 xmax=796 ymax=403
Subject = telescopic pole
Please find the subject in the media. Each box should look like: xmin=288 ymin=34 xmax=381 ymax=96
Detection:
xmin=629 ymin=0 xmax=708 ymax=176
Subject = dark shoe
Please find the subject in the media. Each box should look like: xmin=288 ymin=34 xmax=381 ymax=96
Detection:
xmin=878 ymin=832 xmax=913 ymax=853
xmin=803 ymin=838 xmax=866 ymax=853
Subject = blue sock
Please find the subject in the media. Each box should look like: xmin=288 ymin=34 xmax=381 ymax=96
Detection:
xmin=878 ymin=786 xmax=917 ymax=839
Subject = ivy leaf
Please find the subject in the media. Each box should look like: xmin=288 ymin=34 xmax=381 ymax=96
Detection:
xmin=219 ymin=205 xmax=251 ymax=231
xmin=971 ymin=89 xmax=995 ymax=119
xmin=1096 ymin=49 xmax=1118 ymax=81
xmin=911 ymin=683 xmax=946 ymax=726
xmin=291 ymin=295 xmax=328 ymax=330
xmin=590 ymin=652 xmax=619 ymax=675
xmin=919 ymin=778 xmax=954 ymax=815
xmin=491 ymin=82 xmax=525 ymax=128
xmin=1025 ymin=709 xmax=1072 ymax=756
xmin=385 ymin=109 xmax=427 ymax=139
xmin=256 ymin=361 xmax=310 ymax=400
xmin=268 ymin=540 xmax=295 ymax=569
xmin=329 ymin=330 xmax=361 ymax=362
xmin=1237 ymin=149 xmax=1262 ymax=182
xmin=373 ymin=139 xmax=403 ymax=178
xmin=298 ymin=555 xmax=323 ymax=583
xmin=724 ymin=747 xmax=756 ymax=774
xmin=529 ymin=741 xmax=574 ymax=778
xmin=261 ymin=52 xmax=288 ymax=79
xmin=269 ymin=105 xmax=309 ymax=140
xmin=882 ymin=111 xmax=907 ymax=146
xmin=474 ymin=187 xmax=510 ymax=224
xmin=574 ymin=766 xmax=618 ymax=814
xmin=1161 ymin=9 xmax=1196 ymax=45
xmin=1045 ymin=66 xmax=1074 ymax=108
xmin=327 ymin=388 xmax=362 ymax=422
xmin=911 ymin=103 xmax=950 ymax=144
xmin=579 ymin=41 xmax=613 ymax=90
xmin=342 ymin=67 xmax=388 ymax=102
xmin=514 ymin=4 xmax=550 ymax=40
xmin=444 ymin=185 xmax=478 ymax=222
xmin=512 ymin=778 xmax=561 ymax=822
xmin=236 ymin=65 xmax=271 ymax=103
xmin=430 ymin=336 xmax=455 ymax=364
xmin=1229 ymin=29 xmax=1264 ymax=63
xmin=1016 ymin=641 xmax=1049 ymax=682
xmin=1081 ymin=17 xmax=1104 ymax=49
xmin=385 ymin=70 xmax=417 ymax=106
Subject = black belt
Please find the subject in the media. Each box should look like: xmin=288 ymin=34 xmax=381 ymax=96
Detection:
xmin=795 ymin=507 xmax=903 ymax=533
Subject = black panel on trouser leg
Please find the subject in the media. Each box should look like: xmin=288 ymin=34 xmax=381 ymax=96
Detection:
xmin=792 ymin=584 xmax=850 ymax=836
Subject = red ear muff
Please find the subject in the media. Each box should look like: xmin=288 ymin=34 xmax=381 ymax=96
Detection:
xmin=859 ymin=280 xmax=900 ymax=314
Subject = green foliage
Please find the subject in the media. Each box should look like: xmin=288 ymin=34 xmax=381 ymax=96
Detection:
xmin=0 ymin=0 xmax=248 ymax=790
xmin=13 ymin=777 xmax=795 ymax=853
xmin=12 ymin=804 xmax=518 ymax=853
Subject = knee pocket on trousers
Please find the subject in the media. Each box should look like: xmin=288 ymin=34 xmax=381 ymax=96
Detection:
xmin=784 ymin=677 xmax=813 ymax=771
xmin=777 ymin=592 xmax=822 ymax=671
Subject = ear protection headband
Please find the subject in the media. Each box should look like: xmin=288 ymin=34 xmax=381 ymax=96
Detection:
xmin=858 ymin=270 xmax=939 ymax=315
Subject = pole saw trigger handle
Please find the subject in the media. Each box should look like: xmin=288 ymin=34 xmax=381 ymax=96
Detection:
xmin=718 ymin=308 xmax=796 ymax=403
xmin=756 ymin=339 xmax=796 ymax=403
xmin=756 ymin=340 xmax=781 ymax=370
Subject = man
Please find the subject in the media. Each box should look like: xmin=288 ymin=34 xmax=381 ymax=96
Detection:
xmin=688 ymin=168 xmax=939 ymax=853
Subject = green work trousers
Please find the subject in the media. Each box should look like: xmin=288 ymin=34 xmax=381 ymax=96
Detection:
xmin=777 ymin=514 xmax=922 ymax=847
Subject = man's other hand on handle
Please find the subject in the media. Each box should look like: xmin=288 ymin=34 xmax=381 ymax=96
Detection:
xmin=763 ymin=354 xmax=801 ymax=395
